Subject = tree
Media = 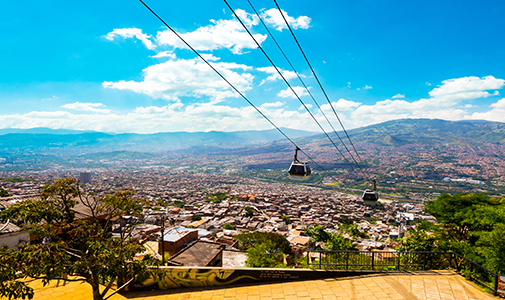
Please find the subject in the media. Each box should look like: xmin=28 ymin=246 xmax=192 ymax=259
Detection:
xmin=245 ymin=240 xmax=283 ymax=268
xmin=398 ymin=229 xmax=440 ymax=252
xmin=0 ymin=177 xmax=158 ymax=300
xmin=222 ymin=223 xmax=235 ymax=230
xmin=305 ymin=224 xmax=357 ymax=251
xmin=417 ymin=193 xmax=505 ymax=273
xmin=280 ymin=215 xmax=291 ymax=225
xmin=190 ymin=214 xmax=202 ymax=221
xmin=235 ymin=231 xmax=293 ymax=256
xmin=425 ymin=193 xmax=492 ymax=240
xmin=0 ymin=186 xmax=10 ymax=197
xmin=243 ymin=206 xmax=257 ymax=217
xmin=477 ymin=223 xmax=505 ymax=273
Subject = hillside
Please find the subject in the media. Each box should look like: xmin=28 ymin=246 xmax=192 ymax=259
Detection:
xmin=0 ymin=127 xmax=316 ymax=153
xmin=345 ymin=119 xmax=505 ymax=146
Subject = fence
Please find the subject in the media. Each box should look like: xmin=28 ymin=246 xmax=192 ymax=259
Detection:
xmin=306 ymin=250 xmax=503 ymax=296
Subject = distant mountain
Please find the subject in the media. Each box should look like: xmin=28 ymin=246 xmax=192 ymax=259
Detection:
xmin=0 ymin=128 xmax=316 ymax=153
xmin=0 ymin=127 xmax=97 ymax=135
xmin=2 ymin=119 xmax=504 ymax=156
xmin=310 ymin=119 xmax=505 ymax=147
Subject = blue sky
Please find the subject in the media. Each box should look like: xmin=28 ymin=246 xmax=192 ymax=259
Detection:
xmin=1 ymin=0 xmax=504 ymax=133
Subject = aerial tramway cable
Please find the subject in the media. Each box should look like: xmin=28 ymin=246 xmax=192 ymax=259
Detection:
xmin=244 ymin=0 xmax=367 ymax=179
xmin=138 ymin=0 xmax=328 ymax=176
xmin=224 ymin=0 xmax=360 ymax=175
xmin=272 ymin=0 xmax=371 ymax=181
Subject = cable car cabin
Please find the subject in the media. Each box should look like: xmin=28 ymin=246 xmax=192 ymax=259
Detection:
xmin=362 ymin=189 xmax=379 ymax=201
xmin=288 ymin=147 xmax=311 ymax=181
xmin=288 ymin=161 xmax=311 ymax=181
xmin=362 ymin=179 xmax=379 ymax=206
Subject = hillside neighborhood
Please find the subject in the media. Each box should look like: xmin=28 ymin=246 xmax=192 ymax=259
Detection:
xmin=1 ymin=169 xmax=435 ymax=267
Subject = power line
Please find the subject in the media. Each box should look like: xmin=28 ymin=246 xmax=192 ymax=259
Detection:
xmin=273 ymin=0 xmax=371 ymax=181
xmin=224 ymin=0 xmax=361 ymax=175
xmin=244 ymin=0 xmax=367 ymax=178
xmin=138 ymin=0 xmax=329 ymax=176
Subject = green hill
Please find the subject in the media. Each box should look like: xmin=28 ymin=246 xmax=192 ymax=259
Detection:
xmin=314 ymin=119 xmax=505 ymax=147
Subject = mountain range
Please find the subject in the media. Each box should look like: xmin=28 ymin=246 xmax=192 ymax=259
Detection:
xmin=1 ymin=119 xmax=505 ymax=156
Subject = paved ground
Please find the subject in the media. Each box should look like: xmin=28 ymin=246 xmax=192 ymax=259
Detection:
xmin=5 ymin=270 xmax=498 ymax=300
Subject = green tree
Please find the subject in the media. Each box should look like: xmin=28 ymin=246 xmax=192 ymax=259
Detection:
xmin=191 ymin=214 xmax=202 ymax=221
xmin=0 ymin=177 xmax=158 ymax=300
xmin=0 ymin=186 xmax=10 ymax=197
xmin=477 ymin=223 xmax=505 ymax=273
xmin=280 ymin=215 xmax=291 ymax=225
xmin=305 ymin=224 xmax=357 ymax=251
xmin=243 ymin=206 xmax=257 ymax=217
xmin=425 ymin=193 xmax=492 ymax=240
xmin=340 ymin=224 xmax=368 ymax=239
xmin=245 ymin=240 xmax=283 ymax=267
xmin=421 ymin=193 xmax=505 ymax=273
xmin=235 ymin=231 xmax=293 ymax=256
xmin=222 ymin=223 xmax=235 ymax=230
xmin=398 ymin=229 xmax=440 ymax=252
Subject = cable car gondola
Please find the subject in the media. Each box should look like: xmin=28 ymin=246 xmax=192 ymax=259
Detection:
xmin=362 ymin=179 xmax=379 ymax=206
xmin=288 ymin=147 xmax=311 ymax=181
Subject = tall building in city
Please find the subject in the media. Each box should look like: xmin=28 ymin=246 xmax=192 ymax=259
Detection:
xmin=79 ymin=172 xmax=91 ymax=184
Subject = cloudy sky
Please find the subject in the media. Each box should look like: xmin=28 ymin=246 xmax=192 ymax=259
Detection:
xmin=1 ymin=0 xmax=505 ymax=134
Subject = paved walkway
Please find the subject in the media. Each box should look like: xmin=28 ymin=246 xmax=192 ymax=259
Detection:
xmin=5 ymin=270 xmax=497 ymax=300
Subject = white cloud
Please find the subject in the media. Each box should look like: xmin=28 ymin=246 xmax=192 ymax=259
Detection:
xmin=104 ymin=28 xmax=155 ymax=50
xmin=469 ymin=98 xmax=505 ymax=122
xmin=257 ymin=66 xmax=298 ymax=85
xmin=235 ymin=9 xmax=259 ymax=27
xmin=61 ymin=102 xmax=111 ymax=113
xmin=261 ymin=101 xmax=284 ymax=108
xmin=0 ymin=100 xmax=322 ymax=133
xmin=299 ymin=104 xmax=312 ymax=110
xmin=392 ymin=94 xmax=405 ymax=99
xmin=156 ymin=17 xmax=265 ymax=54
xmin=349 ymin=76 xmax=505 ymax=128
xmin=277 ymin=86 xmax=309 ymax=99
xmin=4 ymin=77 xmax=505 ymax=134
xmin=103 ymin=57 xmax=254 ymax=101
xmin=429 ymin=76 xmax=503 ymax=103
xmin=261 ymin=9 xmax=311 ymax=31
xmin=321 ymin=99 xmax=362 ymax=113
xmin=151 ymin=51 xmax=176 ymax=59
xmin=42 ymin=96 xmax=58 ymax=101
xmin=357 ymin=85 xmax=373 ymax=90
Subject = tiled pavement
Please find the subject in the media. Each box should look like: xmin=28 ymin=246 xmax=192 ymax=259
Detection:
xmin=6 ymin=270 xmax=497 ymax=300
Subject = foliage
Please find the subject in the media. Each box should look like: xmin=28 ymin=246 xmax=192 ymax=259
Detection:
xmin=222 ymin=223 xmax=235 ymax=230
xmin=415 ymin=192 xmax=505 ymax=274
xmin=340 ymin=224 xmax=368 ymax=239
xmin=0 ymin=177 xmax=158 ymax=300
xmin=305 ymin=224 xmax=357 ymax=251
xmin=245 ymin=240 xmax=284 ymax=268
xmin=0 ymin=177 xmax=33 ymax=182
xmin=398 ymin=229 xmax=440 ymax=252
xmin=0 ymin=186 xmax=10 ymax=197
xmin=191 ymin=214 xmax=202 ymax=221
xmin=280 ymin=215 xmax=291 ymax=224
xmin=171 ymin=200 xmax=185 ymax=208
xmin=243 ymin=206 xmax=257 ymax=217
xmin=205 ymin=192 xmax=228 ymax=204
xmin=235 ymin=231 xmax=293 ymax=256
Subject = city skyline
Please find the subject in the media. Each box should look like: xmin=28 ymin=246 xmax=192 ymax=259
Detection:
xmin=1 ymin=0 xmax=505 ymax=134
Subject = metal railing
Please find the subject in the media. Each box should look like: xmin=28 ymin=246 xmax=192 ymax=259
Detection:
xmin=306 ymin=250 xmax=503 ymax=296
